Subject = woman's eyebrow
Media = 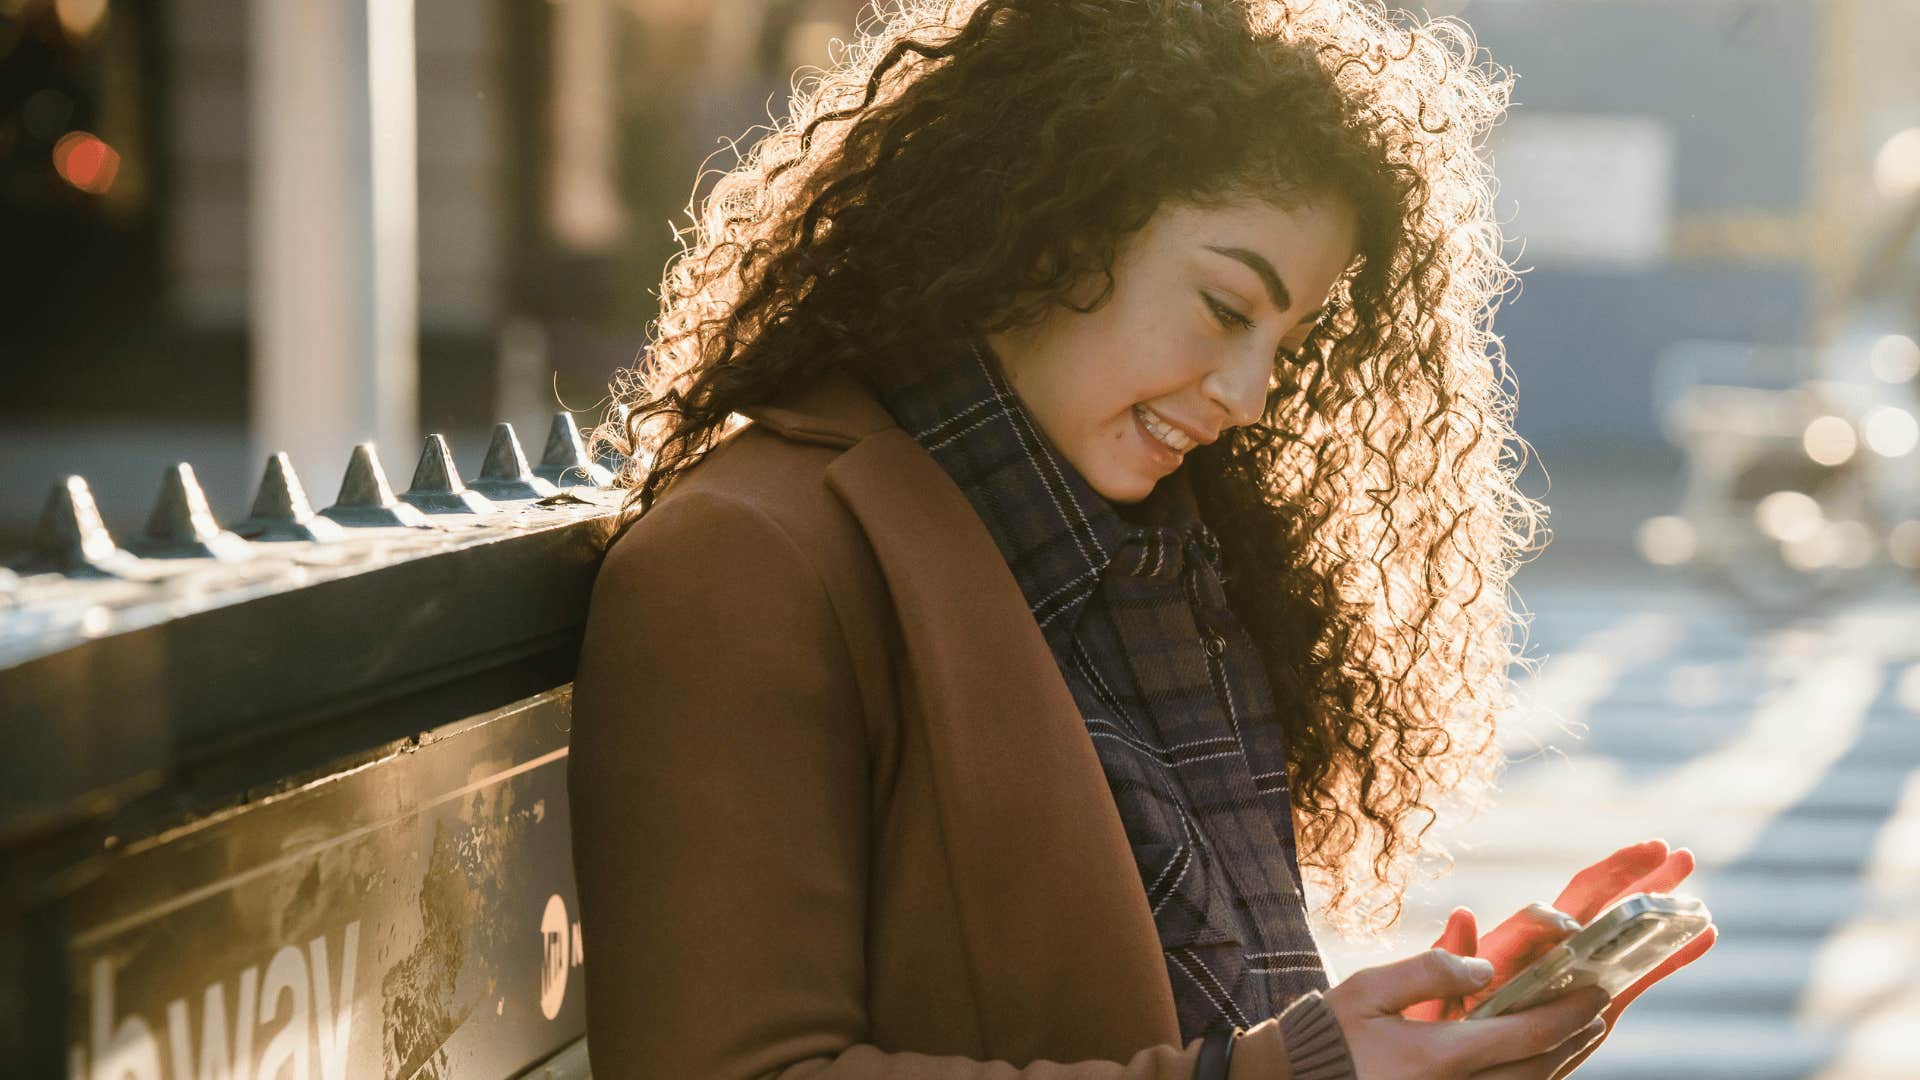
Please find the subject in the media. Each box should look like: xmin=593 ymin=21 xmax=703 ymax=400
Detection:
xmin=1203 ymin=244 xmax=1291 ymax=313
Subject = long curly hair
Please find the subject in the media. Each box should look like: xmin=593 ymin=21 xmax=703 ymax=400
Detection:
xmin=594 ymin=0 xmax=1546 ymax=936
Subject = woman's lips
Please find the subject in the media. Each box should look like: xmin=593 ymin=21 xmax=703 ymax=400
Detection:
xmin=1132 ymin=406 xmax=1186 ymax=469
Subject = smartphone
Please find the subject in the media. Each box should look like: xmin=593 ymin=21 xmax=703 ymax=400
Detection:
xmin=1465 ymin=893 xmax=1713 ymax=1019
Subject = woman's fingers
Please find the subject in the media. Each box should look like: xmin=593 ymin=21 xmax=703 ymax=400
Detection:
xmin=1442 ymin=986 xmax=1611 ymax=1074
xmin=1329 ymin=950 xmax=1616 ymax=1078
xmin=1405 ymin=908 xmax=1482 ymax=1021
xmin=1343 ymin=948 xmax=1496 ymax=1015
xmin=1443 ymin=905 xmax=1481 ymax=957
xmin=1482 ymin=1015 xmax=1608 ymax=1080
xmin=1446 ymin=908 xmax=1482 ymax=1020
xmin=1624 ymin=847 xmax=1696 ymax=897
xmin=1469 ymin=902 xmax=1582 ymax=1008
xmin=1551 ymin=840 xmax=1669 ymax=922
xmin=1482 ymin=902 xmax=1579 ymax=950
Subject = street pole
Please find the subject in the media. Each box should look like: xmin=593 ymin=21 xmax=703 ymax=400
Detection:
xmin=249 ymin=0 xmax=419 ymax=488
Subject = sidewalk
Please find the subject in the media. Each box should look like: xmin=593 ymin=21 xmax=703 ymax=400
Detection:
xmin=1311 ymin=539 xmax=1920 ymax=1078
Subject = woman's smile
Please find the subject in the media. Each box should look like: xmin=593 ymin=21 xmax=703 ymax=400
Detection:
xmin=983 ymin=197 xmax=1358 ymax=505
xmin=1132 ymin=403 xmax=1194 ymax=471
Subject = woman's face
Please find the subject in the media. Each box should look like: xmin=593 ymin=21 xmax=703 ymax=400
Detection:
xmin=984 ymin=195 xmax=1358 ymax=504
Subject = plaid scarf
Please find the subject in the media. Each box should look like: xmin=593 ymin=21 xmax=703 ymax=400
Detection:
xmin=875 ymin=337 xmax=1331 ymax=1042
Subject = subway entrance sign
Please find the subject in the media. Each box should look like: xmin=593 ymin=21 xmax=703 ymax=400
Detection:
xmin=1 ymin=418 xmax=626 ymax=1077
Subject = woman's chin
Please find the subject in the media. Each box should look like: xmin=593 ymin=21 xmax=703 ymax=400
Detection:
xmin=1089 ymin=468 xmax=1158 ymax=506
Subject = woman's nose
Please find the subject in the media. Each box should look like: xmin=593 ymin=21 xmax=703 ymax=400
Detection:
xmin=1202 ymin=344 xmax=1272 ymax=430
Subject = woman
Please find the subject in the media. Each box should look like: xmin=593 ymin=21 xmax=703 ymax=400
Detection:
xmin=567 ymin=1 xmax=1715 ymax=1076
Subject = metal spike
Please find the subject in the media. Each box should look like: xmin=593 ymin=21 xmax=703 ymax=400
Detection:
xmin=399 ymin=434 xmax=496 ymax=514
xmin=27 ymin=476 xmax=135 ymax=575
xmin=232 ymin=453 xmax=347 ymax=542
xmin=137 ymin=463 xmax=253 ymax=561
xmin=535 ymin=411 xmax=614 ymax=487
xmin=467 ymin=422 xmax=558 ymax=501
xmin=321 ymin=443 xmax=431 ymax=528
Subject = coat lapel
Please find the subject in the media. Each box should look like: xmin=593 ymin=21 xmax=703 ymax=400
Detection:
xmin=746 ymin=373 xmax=1182 ymax=1061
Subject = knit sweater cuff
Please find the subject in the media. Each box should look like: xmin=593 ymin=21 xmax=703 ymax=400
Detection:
xmin=1274 ymin=991 xmax=1356 ymax=1080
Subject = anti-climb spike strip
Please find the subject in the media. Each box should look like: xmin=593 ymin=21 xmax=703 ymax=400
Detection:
xmin=467 ymin=422 xmax=558 ymax=501
xmin=400 ymin=434 xmax=496 ymax=514
xmin=536 ymin=411 xmax=614 ymax=488
xmin=321 ymin=443 xmax=431 ymax=528
xmin=138 ymin=463 xmax=253 ymax=561
xmin=233 ymin=453 xmax=346 ymax=543
xmin=28 ymin=475 xmax=135 ymax=575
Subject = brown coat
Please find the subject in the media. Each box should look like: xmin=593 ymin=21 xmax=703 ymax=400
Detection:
xmin=568 ymin=370 xmax=1309 ymax=1078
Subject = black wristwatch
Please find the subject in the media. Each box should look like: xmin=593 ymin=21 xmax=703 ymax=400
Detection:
xmin=1196 ymin=1026 xmax=1236 ymax=1080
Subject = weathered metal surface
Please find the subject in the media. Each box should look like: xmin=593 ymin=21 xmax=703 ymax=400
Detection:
xmin=45 ymin=690 xmax=587 ymax=1080
xmin=519 ymin=1037 xmax=592 ymax=1079
xmin=533 ymin=414 xmax=613 ymax=490
xmin=0 ymin=490 xmax=622 ymax=848
xmin=0 ymin=416 xmax=629 ymax=1075
xmin=322 ymin=444 xmax=433 ymax=529
xmin=234 ymin=453 xmax=349 ymax=544
xmin=401 ymin=436 xmax=498 ymax=516
xmin=0 ymin=417 xmax=625 ymax=846
xmin=471 ymin=425 xmax=561 ymax=503
xmin=135 ymin=464 xmax=254 ymax=562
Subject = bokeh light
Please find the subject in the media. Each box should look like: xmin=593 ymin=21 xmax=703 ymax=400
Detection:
xmin=1755 ymin=490 xmax=1824 ymax=543
xmin=1636 ymin=514 xmax=1696 ymax=566
xmin=1801 ymin=415 xmax=1857 ymax=466
xmin=1869 ymin=334 xmax=1920 ymax=383
xmin=1892 ymin=521 xmax=1920 ymax=570
xmin=1780 ymin=521 xmax=1873 ymax=571
xmin=1863 ymin=406 xmax=1919 ymax=458
xmin=54 ymin=0 xmax=109 ymax=42
xmin=1781 ymin=528 xmax=1838 ymax=571
xmin=51 ymin=131 xmax=120 ymax=195
xmin=1875 ymin=126 xmax=1920 ymax=200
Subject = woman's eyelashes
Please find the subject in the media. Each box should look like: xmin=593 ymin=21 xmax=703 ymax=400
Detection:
xmin=1205 ymin=290 xmax=1315 ymax=370
xmin=1202 ymin=292 xmax=1254 ymax=331
xmin=1202 ymin=286 xmax=1329 ymax=367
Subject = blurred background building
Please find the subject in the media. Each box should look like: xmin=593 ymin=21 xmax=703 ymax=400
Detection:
xmin=2 ymin=0 xmax=1917 ymax=559
xmin=1 ymin=0 xmax=872 ymax=547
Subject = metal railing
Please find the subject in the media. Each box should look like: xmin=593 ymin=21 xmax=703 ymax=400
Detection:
xmin=1 ymin=412 xmax=628 ymax=1077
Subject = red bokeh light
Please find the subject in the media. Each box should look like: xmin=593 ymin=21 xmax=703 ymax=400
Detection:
xmin=52 ymin=130 xmax=120 ymax=195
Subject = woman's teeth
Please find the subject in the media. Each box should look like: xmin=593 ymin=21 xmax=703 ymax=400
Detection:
xmin=1135 ymin=405 xmax=1194 ymax=451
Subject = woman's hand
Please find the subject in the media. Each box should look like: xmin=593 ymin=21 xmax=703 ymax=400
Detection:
xmin=1403 ymin=840 xmax=1720 ymax=1076
xmin=1324 ymin=948 xmax=1609 ymax=1079
xmin=1402 ymin=902 xmax=1579 ymax=1023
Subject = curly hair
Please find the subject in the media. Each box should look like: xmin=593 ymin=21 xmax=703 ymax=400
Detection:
xmin=593 ymin=0 xmax=1546 ymax=936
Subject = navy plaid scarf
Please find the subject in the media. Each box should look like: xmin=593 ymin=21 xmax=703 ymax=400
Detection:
xmin=875 ymin=337 xmax=1331 ymax=1042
